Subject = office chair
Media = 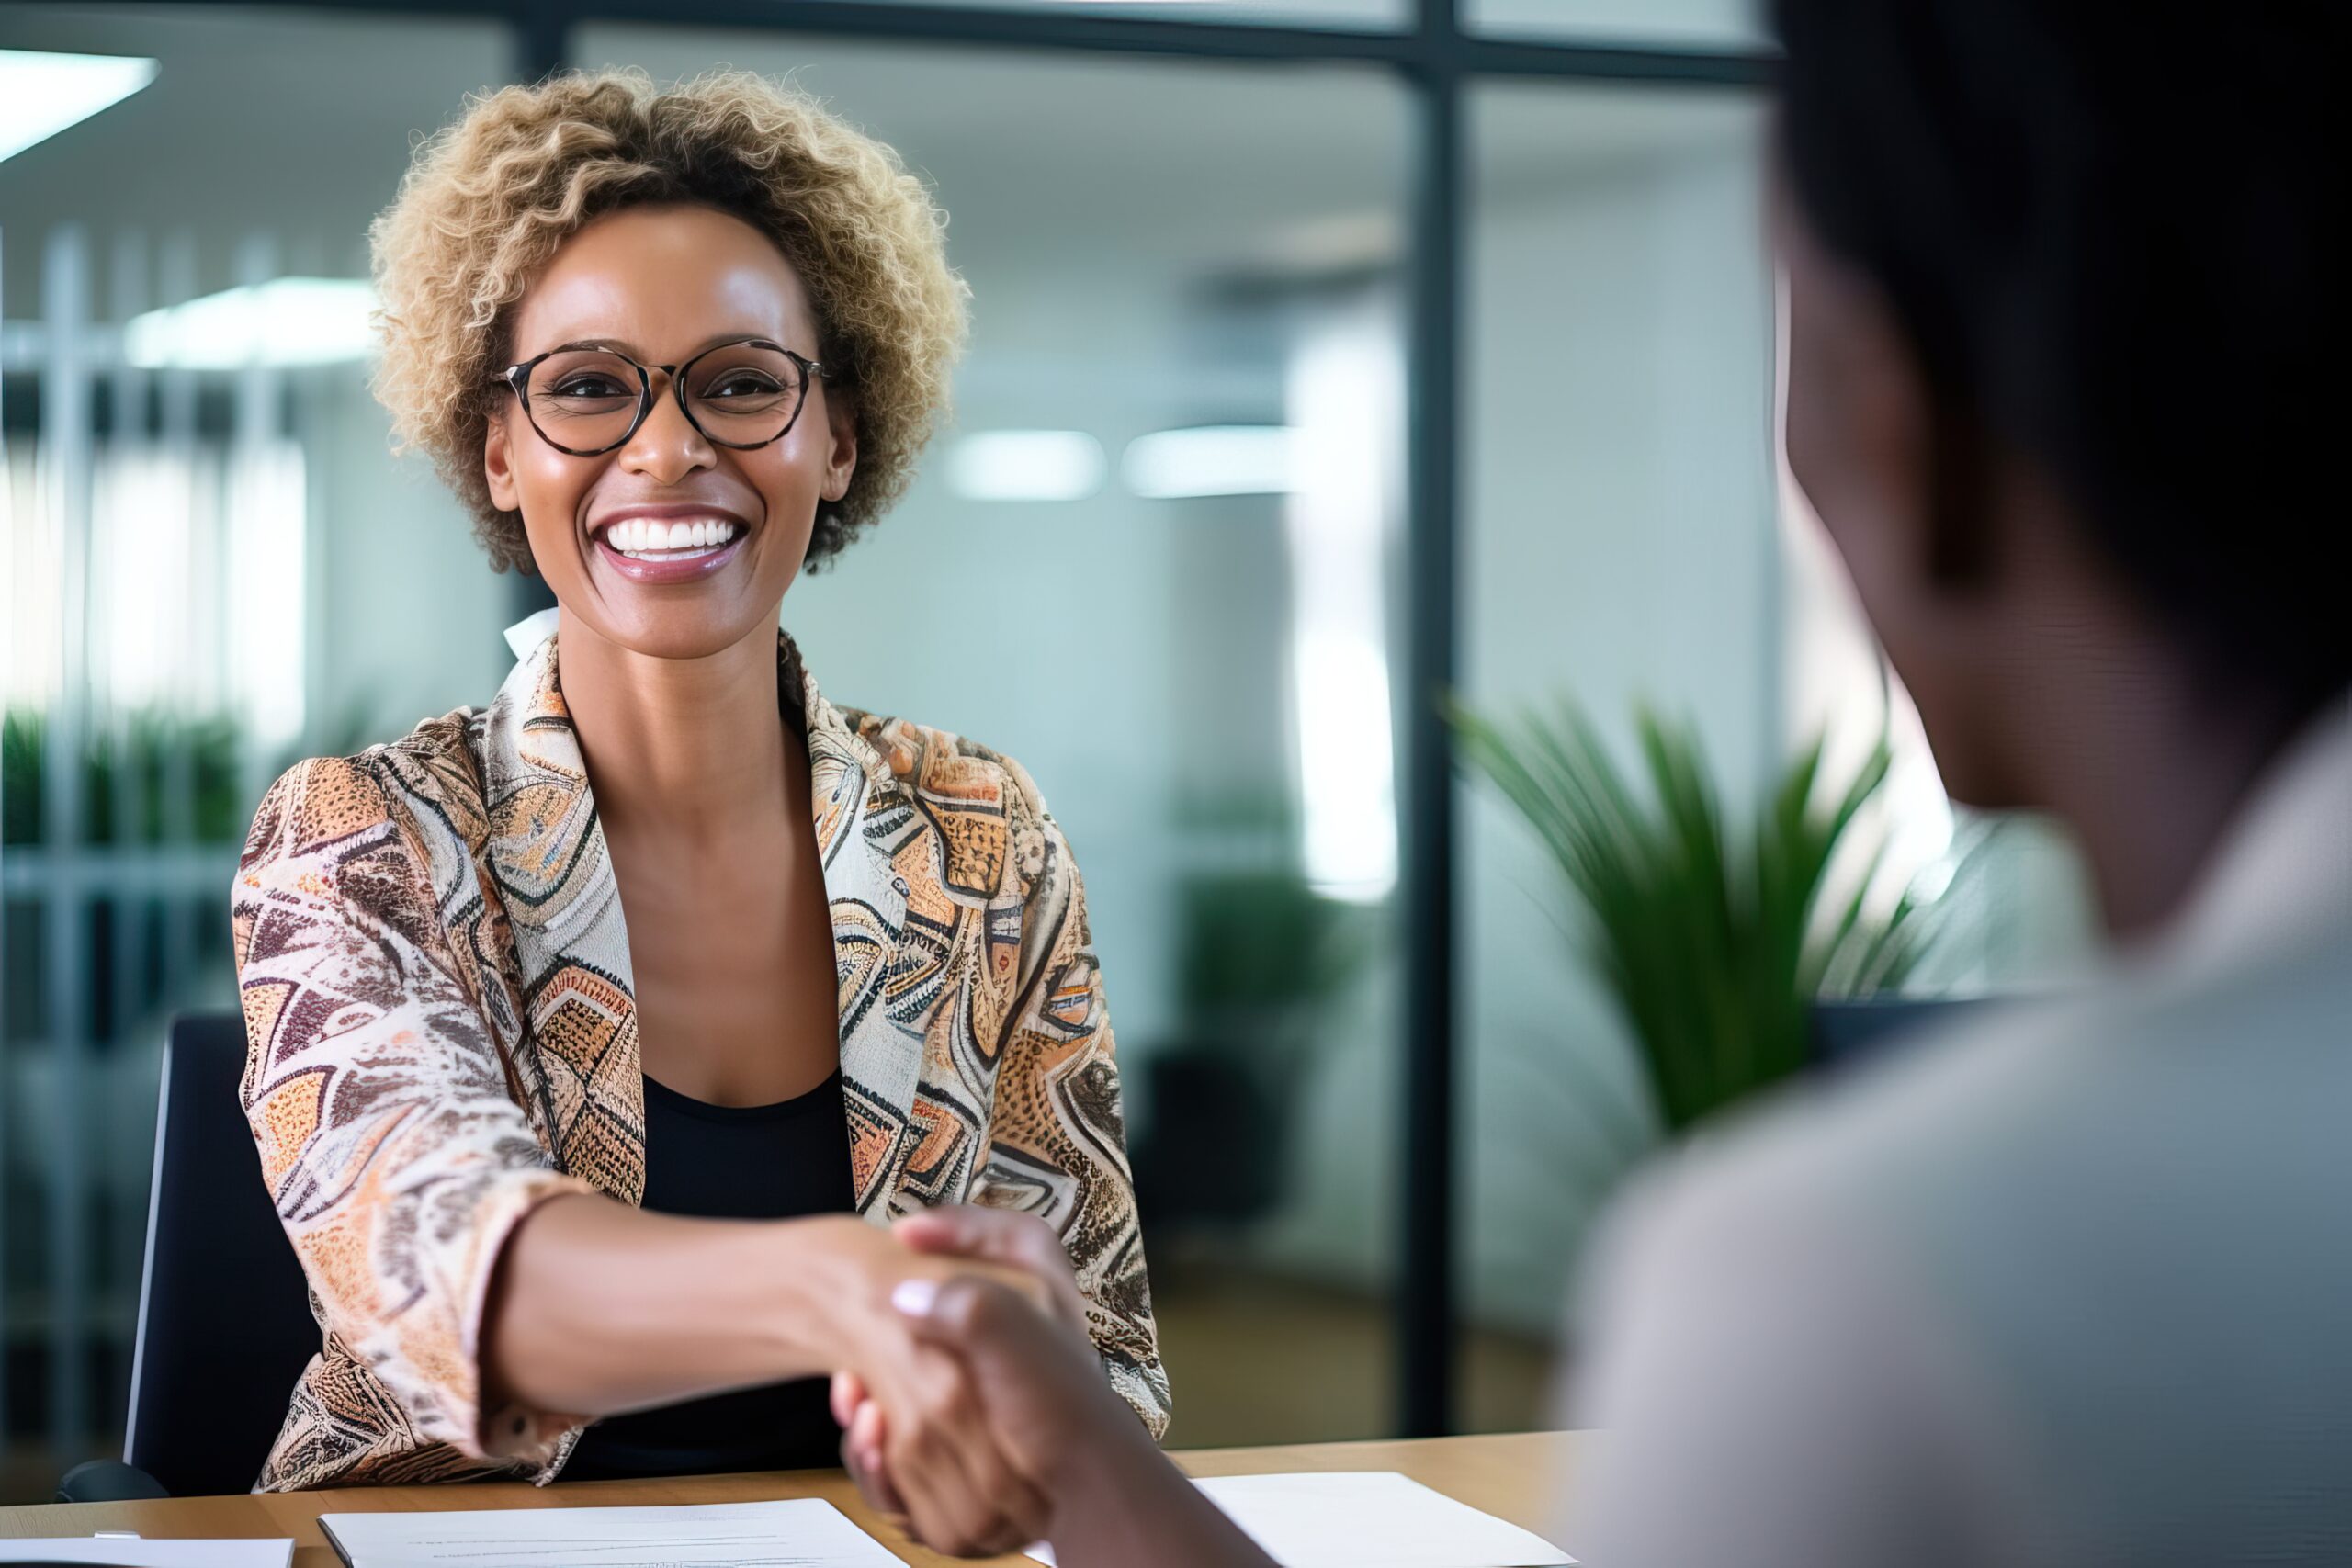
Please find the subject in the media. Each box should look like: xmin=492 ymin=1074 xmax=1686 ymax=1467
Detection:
xmin=57 ymin=1010 xmax=319 ymax=1502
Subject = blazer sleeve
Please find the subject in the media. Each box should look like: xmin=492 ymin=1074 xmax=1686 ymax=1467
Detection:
xmin=968 ymin=791 xmax=1172 ymax=1442
xmin=231 ymin=755 xmax=599 ymax=1463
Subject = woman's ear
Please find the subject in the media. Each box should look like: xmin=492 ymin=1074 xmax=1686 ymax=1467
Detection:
xmin=484 ymin=409 xmax=521 ymax=513
xmin=820 ymin=389 xmax=859 ymax=505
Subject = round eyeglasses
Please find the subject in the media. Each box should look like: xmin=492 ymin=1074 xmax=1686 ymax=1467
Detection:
xmin=497 ymin=338 xmax=829 ymax=457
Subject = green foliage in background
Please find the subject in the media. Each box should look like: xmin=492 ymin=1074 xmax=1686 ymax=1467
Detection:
xmin=1451 ymin=698 xmax=1967 ymax=1133
xmin=1165 ymin=786 xmax=1376 ymax=1078
xmin=3 ymin=706 xmax=245 ymax=846
xmin=2 ymin=698 xmax=387 ymax=847
xmin=1176 ymin=869 xmax=1372 ymax=1021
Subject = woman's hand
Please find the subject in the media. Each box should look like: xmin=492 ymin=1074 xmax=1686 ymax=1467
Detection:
xmin=809 ymin=1215 xmax=1055 ymax=1556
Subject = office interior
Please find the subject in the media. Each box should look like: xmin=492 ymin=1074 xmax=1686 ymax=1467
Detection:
xmin=0 ymin=0 xmax=2099 ymax=1502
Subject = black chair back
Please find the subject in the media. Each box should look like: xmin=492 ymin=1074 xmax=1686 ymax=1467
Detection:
xmin=125 ymin=1010 xmax=319 ymax=1496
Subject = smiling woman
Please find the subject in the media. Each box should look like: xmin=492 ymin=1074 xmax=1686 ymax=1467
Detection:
xmin=481 ymin=201 xmax=858 ymax=656
xmin=224 ymin=68 xmax=1166 ymax=1557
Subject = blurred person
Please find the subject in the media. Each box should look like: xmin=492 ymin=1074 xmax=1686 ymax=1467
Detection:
xmin=228 ymin=69 xmax=1163 ymax=1553
xmin=879 ymin=2 xmax=2352 ymax=1562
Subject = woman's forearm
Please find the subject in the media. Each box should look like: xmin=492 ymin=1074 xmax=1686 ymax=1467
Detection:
xmin=481 ymin=1194 xmax=867 ymax=1417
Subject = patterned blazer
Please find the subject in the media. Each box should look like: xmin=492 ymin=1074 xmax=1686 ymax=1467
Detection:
xmin=230 ymin=629 xmax=1166 ymax=1492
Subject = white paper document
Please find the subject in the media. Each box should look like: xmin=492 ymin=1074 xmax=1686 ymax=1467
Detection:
xmin=316 ymin=1498 xmax=900 ymax=1568
xmin=1025 ymin=1471 xmax=1576 ymax=1568
xmin=0 ymin=1543 xmax=291 ymax=1567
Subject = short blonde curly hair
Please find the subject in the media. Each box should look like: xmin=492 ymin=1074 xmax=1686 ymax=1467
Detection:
xmin=369 ymin=68 xmax=968 ymax=573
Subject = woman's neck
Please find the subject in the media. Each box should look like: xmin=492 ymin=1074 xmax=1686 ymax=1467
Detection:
xmin=551 ymin=607 xmax=796 ymax=844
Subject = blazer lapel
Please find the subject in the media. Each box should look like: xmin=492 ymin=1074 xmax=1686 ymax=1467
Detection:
xmin=787 ymin=635 xmax=926 ymax=1222
xmin=479 ymin=634 xmax=647 ymax=1206
xmin=472 ymin=626 xmax=933 ymax=1223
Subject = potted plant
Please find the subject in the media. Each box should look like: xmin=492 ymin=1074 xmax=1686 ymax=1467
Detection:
xmin=1450 ymin=699 xmax=1979 ymax=1133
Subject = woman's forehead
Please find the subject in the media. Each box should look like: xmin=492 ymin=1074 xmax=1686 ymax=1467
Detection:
xmin=514 ymin=205 xmax=816 ymax=355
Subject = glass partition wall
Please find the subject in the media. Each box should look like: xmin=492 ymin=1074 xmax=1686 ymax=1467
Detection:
xmin=0 ymin=0 xmax=1784 ymax=1493
xmin=0 ymin=6 xmax=515 ymax=1495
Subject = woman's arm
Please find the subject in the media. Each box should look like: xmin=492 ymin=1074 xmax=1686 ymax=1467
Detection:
xmin=234 ymin=758 xmax=602 ymax=1461
xmin=481 ymin=1199 xmax=1006 ymax=1418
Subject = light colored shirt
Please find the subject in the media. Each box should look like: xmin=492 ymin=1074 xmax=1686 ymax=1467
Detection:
xmin=1562 ymin=702 xmax=2352 ymax=1567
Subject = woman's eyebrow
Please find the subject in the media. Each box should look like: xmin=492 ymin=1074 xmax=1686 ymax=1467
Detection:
xmin=548 ymin=335 xmax=638 ymax=355
xmin=534 ymin=332 xmax=786 ymax=359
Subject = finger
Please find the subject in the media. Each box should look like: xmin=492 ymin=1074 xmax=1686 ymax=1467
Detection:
xmin=885 ymin=1373 xmax=999 ymax=1556
xmin=894 ymin=1205 xmax=1058 ymax=1271
xmin=840 ymin=1426 xmax=878 ymax=1512
xmin=830 ymin=1369 xmax=867 ymax=1431
xmin=897 ymin=1274 xmax=1066 ymax=1367
xmin=846 ymin=1399 xmax=906 ymax=1518
xmin=896 ymin=1213 xmax=1084 ymax=1328
xmin=896 ymin=1209 xmax=1084 ymax=1317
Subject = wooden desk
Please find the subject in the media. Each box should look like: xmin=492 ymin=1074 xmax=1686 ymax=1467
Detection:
xmin=0 ymin=1431 xmax=1587 ymax=1566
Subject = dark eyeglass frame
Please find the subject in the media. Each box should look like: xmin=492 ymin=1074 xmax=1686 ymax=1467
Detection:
xmin=496 ymin=336 xmax=830 ymax=457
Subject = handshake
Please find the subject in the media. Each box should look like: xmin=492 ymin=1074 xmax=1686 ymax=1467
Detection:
xmin=825 ymin=1206 xmax=1163 ymax=1560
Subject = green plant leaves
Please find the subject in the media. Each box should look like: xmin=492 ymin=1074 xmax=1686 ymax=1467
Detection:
xmin=1451 ymin=694 xmax=1969 ymax=1134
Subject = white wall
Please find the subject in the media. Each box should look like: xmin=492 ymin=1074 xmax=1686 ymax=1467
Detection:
xmin=307 ymin=371 xmax=514 ymax=750
xmin=777 ymin=290 xmax=1295 ymax=1062
xmin=1457 ymin=122 xmax=1776 ymax=1336
xmin=1212 ymin=108 xmax=1779 ymax=1329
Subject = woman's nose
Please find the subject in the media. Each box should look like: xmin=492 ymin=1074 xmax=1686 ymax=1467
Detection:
xmin=616 ymin=381 xmax=715 ymax=482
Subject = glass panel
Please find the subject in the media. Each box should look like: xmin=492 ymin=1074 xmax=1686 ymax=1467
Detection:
xmin=1469 ymin=0 xmax=1769 ymax=51
xmin=1461 ymin=80 xmax=1773 ymax=1427
xmin=573 ymin=28 xmax=1412 ymax=1448
xmin=0 ymin=3 xmax=511 ymax=1494
xmin=1460 ymin=78 xmax=2097 ymax=1435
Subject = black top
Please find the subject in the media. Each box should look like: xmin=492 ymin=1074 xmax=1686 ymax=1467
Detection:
xmin=560 ymin=1067 xmax=855 ymax=1483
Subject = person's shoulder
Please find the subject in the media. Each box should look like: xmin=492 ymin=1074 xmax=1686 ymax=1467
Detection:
xmin=1583 ymin=995 xmax=2102 ymax=1305
xmin=834 ymin=703 xmax=1057 ymax=830
xmin=1600 ymin=938 xmax=2352 ymax=1303
xmin=245 ymin=708 xmax=487 ymax=863
xmin=827 ymin=702 xmax=1074 ymax=907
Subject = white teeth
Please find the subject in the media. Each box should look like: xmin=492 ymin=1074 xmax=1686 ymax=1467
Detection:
xmin=603 ymin=517 xmax=739 ymax=560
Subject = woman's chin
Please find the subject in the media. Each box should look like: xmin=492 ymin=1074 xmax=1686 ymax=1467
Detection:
xmin=562 ymin=597 xmax=780 ymax=666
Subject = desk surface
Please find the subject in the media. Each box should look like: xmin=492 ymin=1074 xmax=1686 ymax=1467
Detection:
xmin=0 ymin=1431 xmax=1587 ymax=1566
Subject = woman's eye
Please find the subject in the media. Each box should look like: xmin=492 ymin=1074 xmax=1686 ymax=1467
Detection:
xmin=553 ymin=376 xmax=629 ymax=399
xmin=707 ymin=374 xmax=786 ymax=399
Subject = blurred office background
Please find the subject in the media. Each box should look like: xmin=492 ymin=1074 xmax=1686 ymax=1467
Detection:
xmin=0 ymin=0 xmax=2097 ymax=1499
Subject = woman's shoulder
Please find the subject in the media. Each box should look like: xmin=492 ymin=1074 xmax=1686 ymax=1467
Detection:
xmin=834 ymin=704 xmax=1055 ymax=826
xmin=244 ymin=708 xmax=490 ymax=865
xmin=828 ymin=704 xmax=1079 ymax=902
